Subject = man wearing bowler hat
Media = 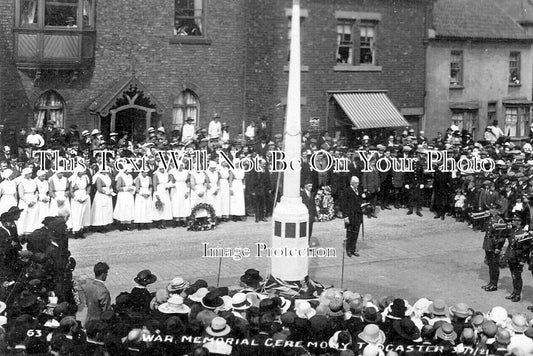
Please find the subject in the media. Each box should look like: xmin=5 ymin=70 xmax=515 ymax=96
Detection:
xmin=301 ymin=179 xmax=317 ymax=241
xmin=340 ymin=176 xmax=364 ymax=257
xmin=239 ymin=268 xmax=264 ymax=290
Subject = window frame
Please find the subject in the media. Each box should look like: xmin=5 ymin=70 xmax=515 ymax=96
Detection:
xmin=15 ymin=0 xmax=95 ymax=30
xmin=487 ymin=101 xmax=497 ymax=124
xmin=504 ymin=105 xmax=530 ymax=137
xmin=450 ymin=50 xmax=463 ymax=87
xmin=333 ymin=12 xmax=382 ymax=72
xmin=171 ymin=0 xmax=210 ymax=44
xmin=509 ymin=51 xmax=521 ymax=85
xmin=451 ymin=110 xmax=476 ymax=133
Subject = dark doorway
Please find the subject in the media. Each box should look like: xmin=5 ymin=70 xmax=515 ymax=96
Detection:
xmin=115 ymin=108 xmax=147 ymax=143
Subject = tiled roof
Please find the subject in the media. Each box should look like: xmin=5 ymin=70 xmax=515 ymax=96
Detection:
xmin=433 ymin=0 xmax=531 ymax=40
xmin=496 ymin=0 xmax=533 ymax=24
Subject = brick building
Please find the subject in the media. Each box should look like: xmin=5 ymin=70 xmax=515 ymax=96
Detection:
xmin=0 ymin=0 xmax=431 ymax=144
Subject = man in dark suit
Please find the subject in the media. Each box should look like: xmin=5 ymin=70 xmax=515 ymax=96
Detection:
xmin=249 ymin=159 xmax=272 ymax=222
xmin=340 ymin=176 xmax=364 ymax=257
xmin=301 ymin=179 xmax=317 ymax=240
xmin=83 ymin=262 xmax=111 ymax=326
xmin=257 ymin=116 xmax=272 ymax=142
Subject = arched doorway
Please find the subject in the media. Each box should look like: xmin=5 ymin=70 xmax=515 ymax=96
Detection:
xmin=89 ymin=76 xmax=166 ymax=141
xmin=115 ymin=108 xmax=148 ymax=143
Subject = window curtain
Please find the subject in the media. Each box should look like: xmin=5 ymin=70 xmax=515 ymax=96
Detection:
xmin=505 ymin=108 xmax=518 ymax=136
xmin=194 ymin=0 xmax=203 ymax=31
xmin=50 ymin=110 xmax=64 ymax=128
xmin=173 ymin=91 xmax=199 ymax=130
xmin=34 ymin=111 xmax=46 ymax=130
xmin=22 ymin=0 xmax=38 ymax=25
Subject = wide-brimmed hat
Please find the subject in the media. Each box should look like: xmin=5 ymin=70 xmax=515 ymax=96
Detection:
xmin=91 ymin=129 xmax=100 ymax=135
xmin=295 ymin=301 xmax=316 ymax=319
xmin=393 ymin=318 xmax=421 ymax=341
xmin=358 ymin=324 xmax=386 ymax=344
xmin=428 ymin=299 xmax=448 ymax=316
xmin=201 ymin=292 xmax=224 ymax=310
xmin=449 ymin=303 xmax=473 ymax=319
xmin=1 ymin=206 xmax=23 ymax=221
xmin=231 ymin=293 xmax=252 ymax=311
xmin=188 ymin=287 xmax=209 ymax=303
xmin=507 ymin=314 xmax=529 ymax=333
xmin=386 ymin=299 xmax=414 ymax=318
xmin=157 ymin=295 xmax=190 ymax=314
xmin=240 ymin=268 xmax=263 ymax=287
xmin=134 ymin=270 xmax=157 ymax=286
xmin=362 ymin=307 xmax=382 ymax=324
xmin=488 ymin=306 xmax=508 ymax=325
xmin=185 ymin=117 xmax=194 ymax=122
xmin=436 ymin=322 xmax=457 ymax=341
xmin=206 ymin=317 xmax=231 ymax=337
xmin=167 ymin=277 xmax=189 ymax=293
xmin=0 ymin=301 xmax=6 ymax=314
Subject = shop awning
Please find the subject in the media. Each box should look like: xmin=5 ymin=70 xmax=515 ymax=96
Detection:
xmin=503 ymin=98 xmax=533 ymax=106
xmin=450 ymin=101 xmax=479 ymax=110
xmin=331 ymin=91 xmax=409 ymax=129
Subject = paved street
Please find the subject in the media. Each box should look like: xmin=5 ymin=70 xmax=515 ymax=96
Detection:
xmin=70 ymin=208 xmax=533 ymax=316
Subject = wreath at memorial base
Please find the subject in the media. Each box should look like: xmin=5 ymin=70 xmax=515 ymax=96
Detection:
xmin=188 ymin=203 xmax=217 ymax=231
xmin=314 ymin=186 xmax=335 ymax=222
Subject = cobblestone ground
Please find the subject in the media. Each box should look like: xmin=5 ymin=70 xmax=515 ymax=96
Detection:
xmin=70 ymin=208 xmax=533 ymax=320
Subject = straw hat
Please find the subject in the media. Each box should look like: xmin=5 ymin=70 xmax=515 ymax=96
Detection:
xmin=206 ymin=317 xmax=231 ymax=337
xmin=157 ymin=295 xmax=191 ymax=314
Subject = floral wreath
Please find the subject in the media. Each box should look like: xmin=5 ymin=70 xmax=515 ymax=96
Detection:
xmin=188 ymin=203 xmax=217 ymax=231
xmin=314 ymin=185 xmax=335 ymax=222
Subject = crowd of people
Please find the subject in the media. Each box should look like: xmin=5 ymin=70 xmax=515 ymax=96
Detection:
xmin=3 ymin=117 xmax=533 ymax=354
xmin=3 ymin=249 xmax=533 ymax=355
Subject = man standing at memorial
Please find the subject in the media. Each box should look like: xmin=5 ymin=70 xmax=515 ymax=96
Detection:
xmin=208 ymin=113 xmax=222 ymax=141
xmin=340 ymin=176 xmax=364 ymax=257
xmin=83 ymin=262 xmax=111 ymax=326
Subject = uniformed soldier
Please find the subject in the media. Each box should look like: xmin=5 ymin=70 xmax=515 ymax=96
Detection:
xmin=482 ymin=205 xmax=507 ymax=292
xmin=404 ymin=148 xmax=425 ymax=216
xmin=505 ymin=218 xmax=531 ymax=302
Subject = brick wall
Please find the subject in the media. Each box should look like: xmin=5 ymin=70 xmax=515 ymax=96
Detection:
xmin=0 ymin=0 xmax=428 ymax=138
xmin=246 ymin=0 xmax=429 ymax=134
xmin=1 ymin=0 xmax=247 ymax=134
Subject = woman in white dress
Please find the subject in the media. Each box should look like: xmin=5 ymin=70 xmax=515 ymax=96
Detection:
xmin=113 ymin=166 xmax=135 ymax=230
xmin=134 ymin=170 xmax=153 ymax=230
xmin=230 ymin=159 xmax=246 ymax=220
xmin=152 ymin=164 xmax=173 ymax=229
xmin=35 ymin=170 xmax=50 ymax=225
xmin=169 ymin=163 xmax=191 ymax=226
xmin=90 ymin=170 xmax=114 ymax=232
xmin=218 ymin=161 xmax=231 ymax=221
xmin=205 ymin=161 xmax=221 ymax=218
xmin=69 ymin=166 xmax=91 ymax=238
xmin=48 ymin=171 xmax=72 ymax=229
xmin=0 ymin=169 xmax=18 ymax=215
xmin=190 ymin=170 xmax=207 ymax=208
xmin=17 ymin=167 xmax=40 ymax=236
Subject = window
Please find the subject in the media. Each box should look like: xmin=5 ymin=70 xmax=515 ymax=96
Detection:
xmin=45 ymin=0 xmax=78 ymax=27
xmin=504 ymin=106 xmax=530 ymax=136
xmin=488 ymin=102 xmax=497 ymax=123
xmin=17 ymin=0 xmax=95 ymax=28
xmin=337 ymin=20 xmax=353 ymax=64
xmin=359 ymin=22 xmax=375 ymax=65
xmin=174 ymin=0 xmax=204 ymax=36
xmin=34 ymin=90 xmax=65 ymax=129
xmin=510 ymin=52 xmax=521 ymax=85
xmin=172 ymin=90 xmax=199 ymax=129
xmin=20 ymin=0 xmax=38 ymax=26
xmin=450 ymin=50 xmax=463 ymax=86
xmin=451 ymin=111 xmax=476 ymax=133
xmin=336 ymin=20 xmax=377 ymax=65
